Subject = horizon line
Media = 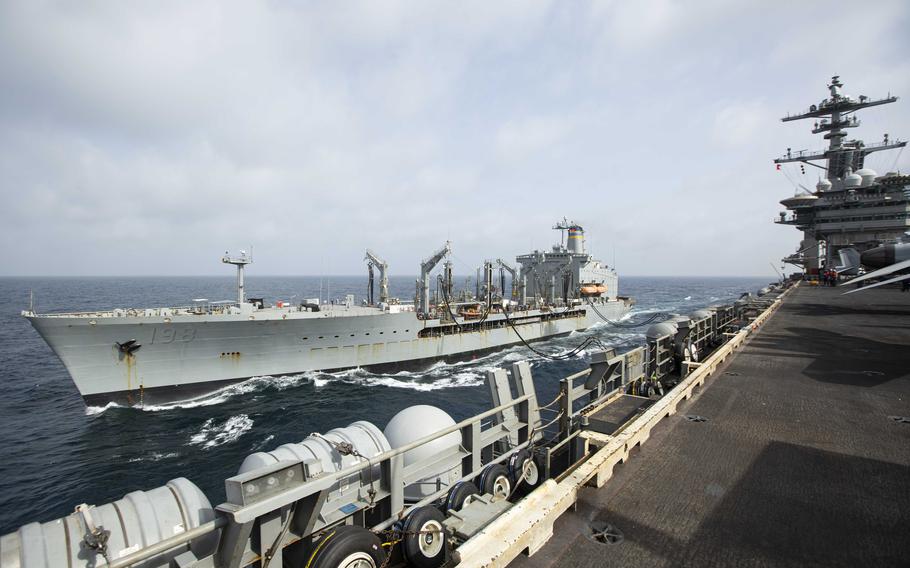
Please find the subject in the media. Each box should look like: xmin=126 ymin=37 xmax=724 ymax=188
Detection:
xmin=0 ymin=274 xmax=782 ymax=279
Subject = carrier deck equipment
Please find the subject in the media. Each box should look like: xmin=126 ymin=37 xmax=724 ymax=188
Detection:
xmin=512 ymin=284 xmax=910 ymax=567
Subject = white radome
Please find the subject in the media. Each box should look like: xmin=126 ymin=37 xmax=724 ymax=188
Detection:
xmin=855 ymin=168 xmax=877 ymax=187
xmin=384 ymin=405 xmax=462 ymax=500
xmin=843 ymin=171 xmax=862 ymax=188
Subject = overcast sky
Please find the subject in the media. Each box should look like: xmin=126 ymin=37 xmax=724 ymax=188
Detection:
xmin=1 ymin=1 xmax=908 ymax=277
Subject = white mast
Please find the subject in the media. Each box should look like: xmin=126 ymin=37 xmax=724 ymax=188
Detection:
xmin=222 ymin=250 xmax=253 ymax=304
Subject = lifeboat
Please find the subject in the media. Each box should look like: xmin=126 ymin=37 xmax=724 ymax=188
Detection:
xmin=580 ymin=284 xmax=608 ymax=296
xmin=460 ymin=307 xmax=482 ymax=319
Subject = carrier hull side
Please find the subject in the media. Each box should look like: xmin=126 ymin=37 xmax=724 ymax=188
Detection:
xmin=28 ymin=300 xmax=630 ymax=404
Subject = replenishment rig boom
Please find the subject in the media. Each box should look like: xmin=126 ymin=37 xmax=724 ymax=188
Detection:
xmin=417 ymin=241 xmax=451 ymax=315
xmin=364 ymin=249 xmax=389 ymax=305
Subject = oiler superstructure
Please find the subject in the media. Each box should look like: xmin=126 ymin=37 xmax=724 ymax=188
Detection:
xmin=23 ymin=221 xmax=632 ymax=405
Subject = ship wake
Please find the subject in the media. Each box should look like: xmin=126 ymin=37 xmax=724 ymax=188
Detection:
xmin=188 ymin=414 xmax=254 ymax=449
xmin=85 ymin=325 xmax=648 ymax=415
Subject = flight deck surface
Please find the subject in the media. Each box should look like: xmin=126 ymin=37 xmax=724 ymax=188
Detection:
xmin=514 ymin=285 xmax=910 ymax=567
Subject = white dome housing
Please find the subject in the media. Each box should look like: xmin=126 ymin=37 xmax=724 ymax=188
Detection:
xmin=646 ymin=322 xmax=677 ymax=340
xmin=855 ymin=168 xmax=877 ymax=187
xmin=384 ymin=405 xmax=462 ymax=501
xmin=780 ymin=194 xmax=819 ymax=209
xmin=843 ymin=169 xmax=862 ymax=188
xmin=816 ymin=178 xmax=833 ymax=192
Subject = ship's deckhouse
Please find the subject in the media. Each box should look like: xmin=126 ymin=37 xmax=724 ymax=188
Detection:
xmin=516 ymin=221 xmax=619 ymax=306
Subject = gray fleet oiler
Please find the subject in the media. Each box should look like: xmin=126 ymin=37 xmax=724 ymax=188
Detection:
xmin=22 ymin=221 xmax=631 ymax=406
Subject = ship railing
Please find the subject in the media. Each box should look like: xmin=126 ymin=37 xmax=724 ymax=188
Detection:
xmin=31 ymin=302 xmax=243 ymax=318
xmin=547 ymin=347 xmax=647 ymax=468
xmin=774 ymin=147 xmax=819 ymax=162
xmin=99 ymin=380 xmax=539 ymax=568
xmin=118 ymin=363 xmax=544 ymax=568
xmin=775 ymin=138 xmax=906 ymax=163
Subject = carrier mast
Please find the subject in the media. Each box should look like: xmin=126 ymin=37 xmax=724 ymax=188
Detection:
xmin=221 ymin=250 xmax=252 ymax=304
xmin=774 ymin=76 xmax=907 ymax=273
xmin=775 ymin=75 xmax=903 ymax=180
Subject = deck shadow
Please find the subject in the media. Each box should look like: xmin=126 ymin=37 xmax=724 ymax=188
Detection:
xmin=785 ymin=301 xmax=910 ymax=319
xmin=782 ymin=326 xmax=910 ymax=387
xmin=588 ymin=442 xmax=910 ymax=567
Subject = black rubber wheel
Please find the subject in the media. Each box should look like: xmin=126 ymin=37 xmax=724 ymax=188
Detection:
xmin=402 ymin=506 xmax=447 ymax=568
xmin=510 ymin=451 xmax=544 ymax=498
xmin=476 ymin=463 xmax=511 ymax=499
xmin=304 ymin=525 xmax=385 ymax=568
xmin=508 ymin=450 xmax=531 ymax=484
xmin=444 ymin=481 xmax=479 ymax=513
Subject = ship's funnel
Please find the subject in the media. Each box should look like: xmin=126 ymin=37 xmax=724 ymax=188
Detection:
xmin=567 ymin=224 xmax=585 ymax=253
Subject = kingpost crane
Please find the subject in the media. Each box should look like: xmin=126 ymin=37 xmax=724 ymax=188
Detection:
xmin=417 ymin=241 xmax=451 ymax=315
xmin=496 ymin=258 xmax=522 ymax=304
xmin=364 ymin=250 xmax=389 ymax=305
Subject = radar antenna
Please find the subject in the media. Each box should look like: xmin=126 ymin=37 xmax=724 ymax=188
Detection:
xmin=553 ymin=217 xmax=570 ymax=249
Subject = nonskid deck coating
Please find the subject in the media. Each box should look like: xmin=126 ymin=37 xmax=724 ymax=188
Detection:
xmin=513 ymin=285 xmax=910 ymax=567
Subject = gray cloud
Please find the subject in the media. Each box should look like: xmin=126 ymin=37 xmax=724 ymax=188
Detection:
xmin=1 ymin=0 xmax=908 ymax=277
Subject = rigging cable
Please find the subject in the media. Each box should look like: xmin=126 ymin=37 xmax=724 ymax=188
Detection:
xmin=779 ymin=164 xmax=801 ymax=193
xmin=500 ymin=304 xmax=607 ymax=361
xmin=439 ymin=277 xmax=463 ymax=331
xmin=890 ymin=145 xmax=905 ymax=173
xmin=442 ymin=269 xmax=632 ymax=361
xmin=587 ymin=301 xmax=666 ymax=328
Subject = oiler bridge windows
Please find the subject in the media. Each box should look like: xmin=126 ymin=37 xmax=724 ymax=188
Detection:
xmin=418 ymin=309 xmax=585 ymax=338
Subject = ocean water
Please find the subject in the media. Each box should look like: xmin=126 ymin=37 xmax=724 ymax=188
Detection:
xmin=0 ymin=275 xmax=771 ymax=534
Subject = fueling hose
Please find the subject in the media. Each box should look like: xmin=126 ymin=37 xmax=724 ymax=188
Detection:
xmin=587 ymin=301 xmax=667 ymax=328
xmin=500 ymin=304 xmax=607 ymax=361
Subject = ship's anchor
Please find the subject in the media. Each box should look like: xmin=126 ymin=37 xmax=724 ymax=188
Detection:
xmin=115 ymin=339 xmax=141 ymax=357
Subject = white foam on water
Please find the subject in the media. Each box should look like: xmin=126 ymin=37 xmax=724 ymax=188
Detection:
xmin=306 ymin=366 xmax=486 ymax=392
xmin=188 ymin=414 xmax=253 ymax=449
xmin=356 ymin=371 xmax=484 ymax=391
xmin=84 ymin=402 xmax=123 ymax=415
xmin=131 ymin=374 xmax=312 ymax=412
xmin=127 ymin=451 xmax=179 ymax=463
xmin=253 ymin=434 xmax=276 ymax=450
xmin=268 ymin=374 xmax=311 ymax=390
